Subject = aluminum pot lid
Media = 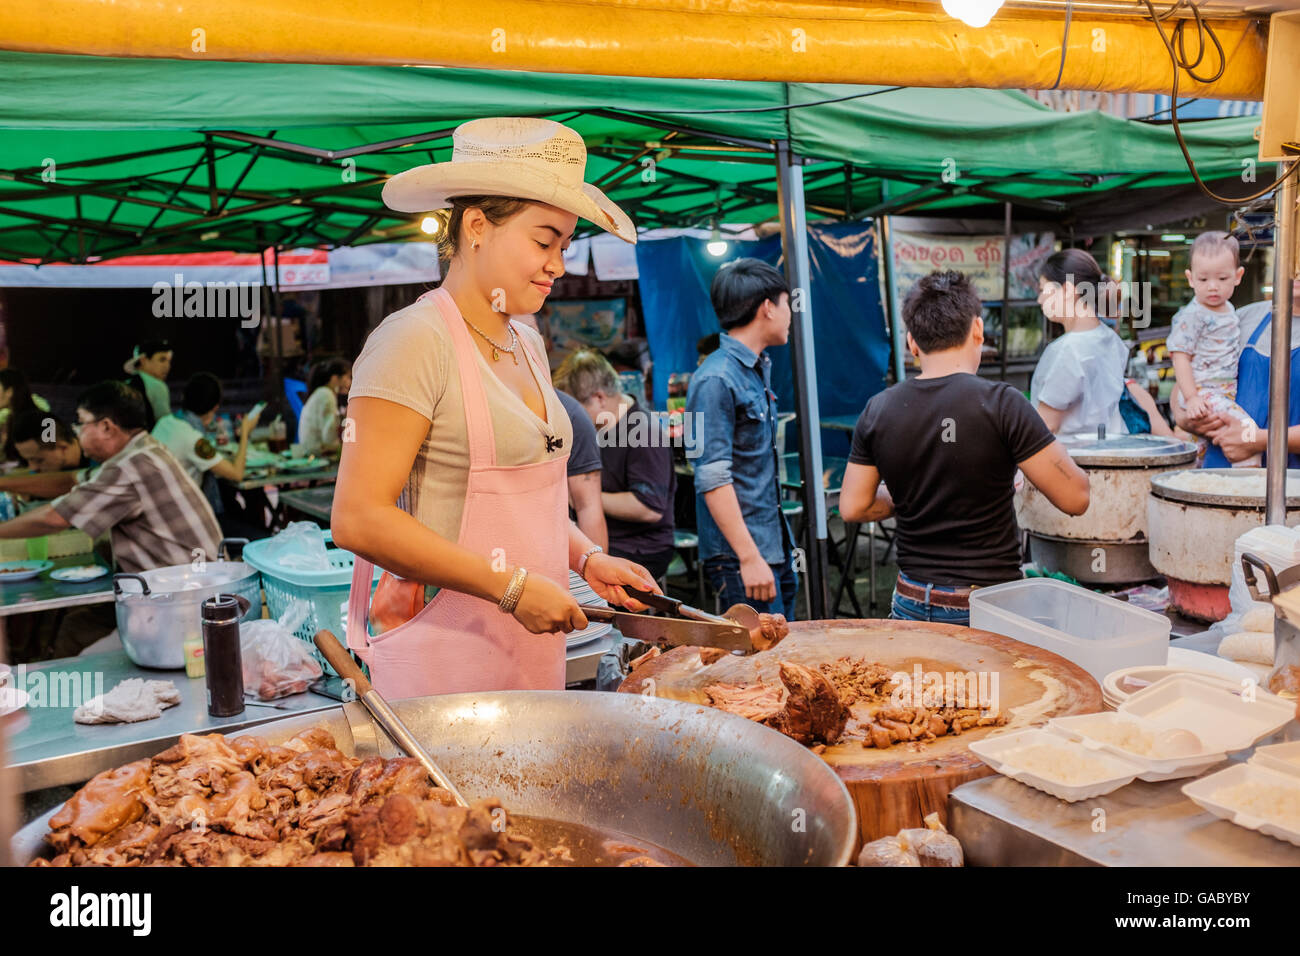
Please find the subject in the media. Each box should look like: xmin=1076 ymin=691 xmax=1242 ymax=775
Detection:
xmin=131 ymin=560 xmax=257 ymax=593
xmin=1149 ymin=467 xmax=1300 ymax=507
xmin=1059 ymin=432 xmax=1197 ymax=467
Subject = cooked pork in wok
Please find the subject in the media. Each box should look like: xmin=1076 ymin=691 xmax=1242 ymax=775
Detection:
xmin=33 ymin=728 xmax=568 ymax=867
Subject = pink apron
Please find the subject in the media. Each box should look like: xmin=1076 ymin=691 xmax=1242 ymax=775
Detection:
xmin=345 ymin=287 xmax=569 ymax=697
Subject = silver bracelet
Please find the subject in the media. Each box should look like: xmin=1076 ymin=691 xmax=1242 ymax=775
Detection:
xmin=577 ymin=545 xmax=603 ymax=578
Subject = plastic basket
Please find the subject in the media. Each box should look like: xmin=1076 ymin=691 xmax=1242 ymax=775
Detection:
xmin=242 ymin=530 xmax=379 ymax=675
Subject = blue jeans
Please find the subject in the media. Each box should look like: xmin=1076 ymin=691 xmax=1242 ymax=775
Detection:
xmin=890 ymin=572 xmax=971 ymax=626
xmin=704 ymin=555 xmax=799 ymax=619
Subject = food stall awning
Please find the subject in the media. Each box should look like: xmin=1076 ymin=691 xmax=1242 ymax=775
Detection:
xmin=0 ymin=0 xmax=1268 ymax=98
xmin=0 ymin=51 xmax=1265 ymax=264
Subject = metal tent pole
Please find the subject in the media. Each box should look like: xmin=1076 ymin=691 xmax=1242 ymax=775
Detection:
xmin=775 ymin=139 xmax=830 ymax=619
xmin=878 ymin=180 xmax=906 ymax=384
xmin=1000 ymin=201 xmax=1013 ymax=382
xmin=1266 ymin=160 xmax=1297 ymax=526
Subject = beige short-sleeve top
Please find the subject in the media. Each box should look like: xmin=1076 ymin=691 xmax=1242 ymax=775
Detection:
xmin=348 ymin=294 xmax=573 ymax=542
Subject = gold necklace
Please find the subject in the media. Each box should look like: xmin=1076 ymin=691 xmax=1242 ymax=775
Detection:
xmin=462 ymin=316 xmax=519 ymax=364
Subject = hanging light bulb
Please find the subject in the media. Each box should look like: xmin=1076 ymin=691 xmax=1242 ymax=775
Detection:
xmin=706 ymin=220 xmax=728 ymax=257
xmin=941 ymin=0 xmax=1004 ymax=28
xmin=420 ymin=215 xmax=441 ymax=235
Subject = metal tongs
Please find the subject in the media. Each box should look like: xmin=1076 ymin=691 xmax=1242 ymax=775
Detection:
xmin=580 ymin=587 xmax=772 ymax=655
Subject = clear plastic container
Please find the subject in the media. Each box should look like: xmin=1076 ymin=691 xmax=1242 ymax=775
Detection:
xmin=969 ymin=578 xmax=1170 ymax=684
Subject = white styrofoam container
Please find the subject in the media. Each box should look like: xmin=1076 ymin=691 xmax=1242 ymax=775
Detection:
xmin=967 ymin=728 xmax=1143 ymax=802
xmin=1182 ymin=762 xmax=1300 ymax=847
xmin=969 ymin=578 xmax=1169 ymax=684
xmin=1121 ymin=674 xmax=1294 ymax=753
xmin=1249 ymin=741 xmax=1300 ymax=779
xmin=1048 ymin=712 xmax=1228 ymax=782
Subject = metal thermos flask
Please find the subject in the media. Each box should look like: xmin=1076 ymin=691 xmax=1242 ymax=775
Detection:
xmin=202 ymin=594 xmax=246 ymax=717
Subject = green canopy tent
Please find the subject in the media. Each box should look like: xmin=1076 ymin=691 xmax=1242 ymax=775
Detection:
xmin=0 ymin=51 xmax=1266 ymax=263
xmin=0 ymin=50 xmax=1268 ymax=616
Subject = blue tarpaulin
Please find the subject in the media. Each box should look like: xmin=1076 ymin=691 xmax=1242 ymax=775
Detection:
xmin=636 ymin=222 xmax=889 ymax=453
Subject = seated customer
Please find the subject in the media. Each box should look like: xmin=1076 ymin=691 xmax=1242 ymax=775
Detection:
xmin=0 ymin=380 xmax=221 ymax=574
xmin=0 ymin=412 xmax=92 ymax=499
xmin=0 ymin=368 xmax=51 ymax=451
xmin=153 ymin=372 xmax=264 ymax=514
xmin=123 ymin=338 xmax=174 ymax=423
xmin=839 ymin=270 xmax=1090 ymax=625
xmin=556 ymin=349 xmax=677 ymax=580
xmin=297 ymin=359 xmax=351 ymax=456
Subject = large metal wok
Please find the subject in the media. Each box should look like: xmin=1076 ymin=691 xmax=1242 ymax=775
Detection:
xmin=14 ymin=691 xmax=857 ymax=867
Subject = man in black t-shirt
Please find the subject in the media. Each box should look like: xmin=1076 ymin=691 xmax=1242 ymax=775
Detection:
xmin=839 ymin=270 xmax=1090 ymax=625
xmin=555 ymin=349 xmax=677 ymax=580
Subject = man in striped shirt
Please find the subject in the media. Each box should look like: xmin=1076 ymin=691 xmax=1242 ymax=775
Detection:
xmin=0 ymin=380 xmax=220 ymax=574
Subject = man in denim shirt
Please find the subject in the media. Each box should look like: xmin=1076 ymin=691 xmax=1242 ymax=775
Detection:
xmin=686 ymin=258 xmax=798 ymax=617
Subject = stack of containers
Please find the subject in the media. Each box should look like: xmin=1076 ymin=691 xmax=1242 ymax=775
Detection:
xmin=968 ymin=674 xmax=1293 ymax=802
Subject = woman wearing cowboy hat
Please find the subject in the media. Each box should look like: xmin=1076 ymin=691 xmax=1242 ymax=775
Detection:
xmin=332 ymin=117 xmax=659 ymax=697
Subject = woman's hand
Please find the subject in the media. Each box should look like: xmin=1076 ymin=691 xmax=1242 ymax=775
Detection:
xmin=1206 ymin=414 xmax=1266 ymax=463
xmin=512 ymin=573 xmax=588 ymax=634
xmin=582 ymin=552 xmax=659 ymax=611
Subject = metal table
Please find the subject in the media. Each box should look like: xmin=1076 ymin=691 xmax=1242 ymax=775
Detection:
xmin=6 ymin=633 xmax=617 ymax=794
xmin=0 ymin=554 xmax=113 ymax=617
xmin=234 ymin=464 xmax=338 ymax=491
xmin=280 ymin=486 xmax=334 ymax=523
xmin=949 ymin=731 xmax=1300 ymax=866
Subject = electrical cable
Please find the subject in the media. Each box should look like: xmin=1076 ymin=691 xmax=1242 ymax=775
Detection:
xmin=1141 ymin=0 xmax=1299 ymax=205
xmin=1050 ymin=0 xmax=1074 ymax=90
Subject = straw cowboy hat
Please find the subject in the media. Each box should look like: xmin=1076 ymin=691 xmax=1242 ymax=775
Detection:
xmin=382 ymin=117 xmax=636 ymax=244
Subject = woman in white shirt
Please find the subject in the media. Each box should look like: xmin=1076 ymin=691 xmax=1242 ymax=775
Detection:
xmin=297 ymin=360 xmax=351 ymax=455
xmin=1031 ymin=249 xmax=1129 ymax=437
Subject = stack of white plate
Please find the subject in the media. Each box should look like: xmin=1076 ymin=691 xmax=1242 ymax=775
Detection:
xmin=567 ymin=570 xmax=613 ymax=648
xmin=1102 ymin=648 xmax=1258 ymax=710
xmin=0 ymin=663 xmax=31 ymax=734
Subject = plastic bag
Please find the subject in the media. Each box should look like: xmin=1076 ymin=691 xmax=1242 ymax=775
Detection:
xmin=857 ymin=813 xmax=963 ymax=868
xmin=241 ymin=600 xmax=322 ymax=700
xmin=260 ymin=521 xmax=332 ymax=571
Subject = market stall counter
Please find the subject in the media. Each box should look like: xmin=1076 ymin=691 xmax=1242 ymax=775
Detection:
xmin=949 ymin=741 xmax=1300 ymax=867
xmin=7 ymin=634 xmax=618 ymax=796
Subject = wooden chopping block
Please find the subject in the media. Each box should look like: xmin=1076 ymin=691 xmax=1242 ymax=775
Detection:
xmin=618 ymin=618 xmax=1103 ymax=847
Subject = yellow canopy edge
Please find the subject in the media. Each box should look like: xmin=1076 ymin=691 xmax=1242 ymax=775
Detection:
xmin=0 ymin=0 xmax=1267 ymax=100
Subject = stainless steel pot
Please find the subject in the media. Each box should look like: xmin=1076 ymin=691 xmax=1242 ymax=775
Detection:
xmin=113 ymin=539 xmax=261 ymax=669
xmin=1016 ymin=433 xmax=1196 ymax=585
xmin=14 ymin=691 xmax=858 ymax=867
